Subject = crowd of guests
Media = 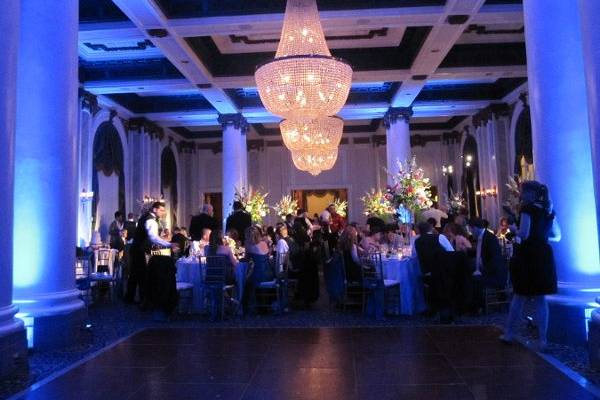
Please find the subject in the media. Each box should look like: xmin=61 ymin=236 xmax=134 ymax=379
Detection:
xmin=96 ymin=180 xmax=559 ymax=350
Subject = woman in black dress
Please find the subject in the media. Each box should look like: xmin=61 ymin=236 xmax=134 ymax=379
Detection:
xmin=501 ymin=181 xmax=561 ymax=351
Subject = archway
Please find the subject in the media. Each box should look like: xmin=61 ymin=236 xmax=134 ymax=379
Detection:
xmin=92 ymin=121 xmax=125 ymax=242
xmin=161 ymin=146 xmax=178 ymax=229
xmin=514 ymin=106 xmax=533 ymax=178
xmin=462 ymin=134 xmax=481 ymax=218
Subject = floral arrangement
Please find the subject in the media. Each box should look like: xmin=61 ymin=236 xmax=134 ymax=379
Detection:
xmin=273 ymin=195 xmax=298 ymax=220
xmin=447 ymin=190 xmax=466 ymax=215
xmin=332 ymin=198 xmax=348 ymax=218
xmin=361 ymin=189 xmax=395 ymax=220
xmin=385 ymin=156 xmax=433 ymax=214
xmin=234 ymin=186 xmax=270 ymax=224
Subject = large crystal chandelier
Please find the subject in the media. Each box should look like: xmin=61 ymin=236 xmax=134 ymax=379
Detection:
xmin=255 ymin=0 xmax=352 ymax=120
xmin=291 ymin=147 xmax=339 ymax=176
xmin=280 ymin=117 xmax=343 ymax=151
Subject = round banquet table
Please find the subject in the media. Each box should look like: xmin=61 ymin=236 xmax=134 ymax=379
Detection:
xmin=175 ymin=256 xmax=250 ymax=314
xmin=381 ymin=255 xmax=426 ymax=315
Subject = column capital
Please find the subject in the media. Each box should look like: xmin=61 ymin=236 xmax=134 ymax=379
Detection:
xmin=472 ymin=103 xmax=510 ymax=127
xmin=218 ymin=113 xmax=249 ymax=135
xmin=383 ymin=107 xmax=413 ymax=128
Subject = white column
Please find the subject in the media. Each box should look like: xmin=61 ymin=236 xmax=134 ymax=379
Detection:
xmin=579 ymin=0 xmax=600 ymax=256
xmin=219 ymin=114 xmax=249 ymax=229
xmin=383 ymin=107 xmax=412 ymax=185
xmin=13 ymin=0 xmax=84 ymax=349
xmin=240 ymin=131 xmax=248 ymax=190
xmin=0 ymin=0 xmax=25 ymax=346
xmin=523 ymin=0 xmax=600 ymax=287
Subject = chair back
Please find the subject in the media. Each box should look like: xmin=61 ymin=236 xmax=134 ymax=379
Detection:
xmin=94 ymin=248 xmax=115 ymax=275
xmin=204 ymin=255 xmax=227 ymax=286
xmin=360 ymin=252 xmax=384 ymax=288
xmin=249 ymin=253 xmax=274 ymax=284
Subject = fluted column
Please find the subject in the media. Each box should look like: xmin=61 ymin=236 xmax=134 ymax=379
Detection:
xmin=13 ymin=0 xmax=84 ymax=349
xmin=219 ymin=114 xmax=249 ymax=229
xmin=383 ymin=107 xmax=412 ymax=185
xmin=579 ymin=0 xmax=600 ymax=256
xmin=0 ymin=0 xmax=27 ymax=373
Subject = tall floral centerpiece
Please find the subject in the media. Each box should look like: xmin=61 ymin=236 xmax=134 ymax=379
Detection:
xmin=273 ymin=195 xmax=298 ymax=220
xmin=234 ymin=187 xmax=270 ymax=225
xmin=385 ymin=156 xmax=433 ymax=223
xmin=502 ymin=175 xmax=521 ymax=221
xmin=361 ymin=189 xmax=395 ymax=222
xmin=332 ymin=198 xmax=348 ymax=218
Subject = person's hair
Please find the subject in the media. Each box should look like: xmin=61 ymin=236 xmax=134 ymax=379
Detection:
xmin=152 ymin=201 xmax=165 ymax=210
xmin=275 ymin=222 xmax=287 ymax=237
xmin=266 ymin=226 xmax=276 ymax=242
xmin=499 ymin=217 xmax=509 ymax=225
xmin=520 ymin=180 xmax=551 ymax=211
xmin=468 ymin=217 xmax=486 ymax=229
xmin=127 ymin=212 xmax=134 ymax=219
xmin=232 ymin=201 xmax=243 ymax=211
xmin=285 ymin=213 xmax=293 ymax=221
xmin=226 ymin=228 xmax=239 ymax=242
xmin=427 ymin=217 xmax=437 ymax=226
xmin=296 ymin=208 xmax=305 ymax=216
xmin=417 ymin=222 xmax=433 ymax=235
xmin=114 ymin=211 xmax=123 ymax=219
xmin=482 ymin=219 xmax=490 ymax=229
xmin=208 ymin=229 xmax=224 ymax=254
xmin=338 ymin=226 xmax=357 ymax=252
xmin=369 ymin=225 xmax=382 ymax=236
xmin=245 ymin=226 xmax=262 ymax=247
xmin=384 ymin=223 xmax=399 ymax=233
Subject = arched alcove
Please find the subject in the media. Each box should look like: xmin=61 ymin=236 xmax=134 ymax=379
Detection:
xmin=92 ymin=121 xmax=125 ymax=242
xmin=514 ymin=106 xmax=533 ymax=176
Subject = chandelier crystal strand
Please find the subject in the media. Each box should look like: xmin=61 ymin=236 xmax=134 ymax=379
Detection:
xmin=255 ymin=0 xmax=352 ymax=120
xmin=280 ymin=116 xmax=343 ymax=151
xmin=291 ymin=147 xmax=339 ymax=176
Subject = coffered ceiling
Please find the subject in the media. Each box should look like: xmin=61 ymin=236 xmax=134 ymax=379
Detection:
xmin=79 ymin=0 xmax=527 ymax=140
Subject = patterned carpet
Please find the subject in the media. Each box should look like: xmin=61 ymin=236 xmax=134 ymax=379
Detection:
xmin=1 ymin=288 xmax=598 ymax=399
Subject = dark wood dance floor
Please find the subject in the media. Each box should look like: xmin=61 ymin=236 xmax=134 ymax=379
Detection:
xmin=20 ymin=326 xmax=596 ymax=400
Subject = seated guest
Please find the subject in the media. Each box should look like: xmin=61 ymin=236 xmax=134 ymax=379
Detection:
xmin=204 ymin=229 xmax=238 ymax=284
xmin=189 ymin=204 xmax=218 ymax=241
xmin=337 ymin=226 xmax=362 ymax=283
xmin=381 ymin=224 xmax=403 ymax=250
xmin=360 ymin=228 xmax=382 ymax=253
xmin=366 ymin=216 xmax=385 ymax=234
xmin=170 ymin=227 xmax=189 ymax=258
xmin=443 ymin=223 xmax=472 ymax=252
xmin=245 ymin=226 xmax=273 ymax=282
xmin=468 ymin=217 xmax=507 ymax=311
xmin=421 ymin=202 xmax=448 ymax=229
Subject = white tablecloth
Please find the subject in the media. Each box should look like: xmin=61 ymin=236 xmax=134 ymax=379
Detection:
xmin=382 ymin=256 xmax=426 ymax=315
xmin=175 ymin=257 xmax=249 ymax=314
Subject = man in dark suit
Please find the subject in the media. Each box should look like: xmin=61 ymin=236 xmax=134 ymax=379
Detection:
xmin=226 ymin=201 xmax=252 ymax=242
xmin=468 ymin=218 xmax=507 ymax=311
xmin=189 ymin=204 xmax=218 ymax=241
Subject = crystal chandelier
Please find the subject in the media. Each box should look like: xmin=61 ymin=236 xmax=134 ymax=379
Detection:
xmin=291 ymin=147 xmax=339 ymax=176
xmin=280 ymin=116 xmax=343 ymax=151
xmin=255 ymin=0 xmax=352 ymax=120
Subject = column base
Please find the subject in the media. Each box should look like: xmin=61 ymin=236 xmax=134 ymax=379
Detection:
xmin=14 ymin=289 xmax=86 ymax=350
xmin=0 ymin=305 xmax=28 ymax=378
xmin=547 ymin=283 xmax=600 ymax=346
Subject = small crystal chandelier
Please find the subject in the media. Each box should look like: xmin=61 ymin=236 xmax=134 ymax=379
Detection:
xmin=255 ymin=0 xmax=352 ymax=120
xmin=280 ymin=116 xmax=343 ymax=151
xmin=291 ymin=147 xmax=339 ymax=176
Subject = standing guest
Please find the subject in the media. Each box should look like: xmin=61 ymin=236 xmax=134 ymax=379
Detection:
xmin=319 ymin=204 xmax=334 ymax=228
xmin=443 ymin=223 xmax=472 ymax=253
xmin=421 ymin=202 xmax=448 ymax=229
xmin=295 ymin=209 xmax=314 ymax=235
xmin=501 ymin=182 xmax=560 ymax=351
xmin=109 ymin=211 xmax=125 ymax=250
xmin=496 ymin=217 xmax=512 ymax=238
xmin=189 ymin=204 xmax=218 ymax=241
xmin=285 ymin=214 xmax=295 ymax=231
xmin=124 ymin=213 xmax=137 ymax=241
xmin=226 ymin=201 xmax=252 ymax=243
xmin=329 ymin=206 xmax=346 ymax=249
xmin=126 ymin=202 xmax=176 ymax=306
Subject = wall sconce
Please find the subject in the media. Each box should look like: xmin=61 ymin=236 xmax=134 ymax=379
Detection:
xmin=476 ymin=186 xmax=497 ymax=199
xmin=442 ymin=164 xmax=454 ymax=176
xmin=80 ymin=189 xmax=94 ymax=202
xmin=143 ymin=194 xmax=163 ymax=204
xmin=465 ymin=154 xmax=473 ymax=168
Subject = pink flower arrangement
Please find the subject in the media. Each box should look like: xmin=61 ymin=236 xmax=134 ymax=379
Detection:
xmin=385 ymin=156 xmax=433 ymax=213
